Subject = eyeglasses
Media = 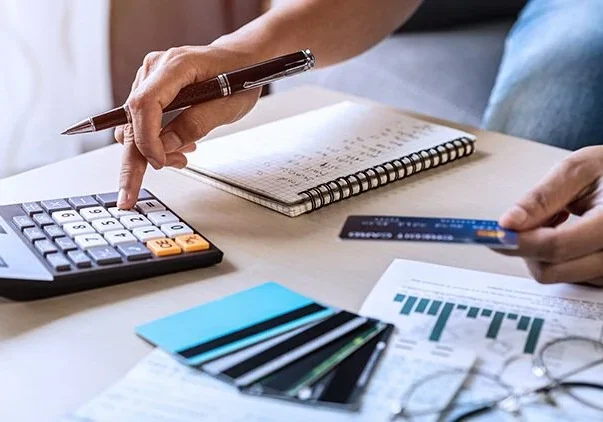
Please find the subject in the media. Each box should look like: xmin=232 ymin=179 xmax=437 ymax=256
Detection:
xmin=390 ymin=336 xmax=603 ymax=421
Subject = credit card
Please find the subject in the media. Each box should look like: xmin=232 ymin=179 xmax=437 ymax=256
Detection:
xmin=249 ymin=320 xmax=387 ymax=398
xmin=340 ymin=216 xmax=518 ymax=249
xmin=214 ymin=311 xmax=367 ymax=388
xmin=247 ymin=323 xmax=394 ymax=411
xmin=135 ymin=282 xmax=334 ymax=365
xmin=306 ymin=324 xmax=394 ymax=410
xmin=202 ymin=324 xmax=316 ymax=376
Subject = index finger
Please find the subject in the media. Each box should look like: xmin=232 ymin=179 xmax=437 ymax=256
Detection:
xmin=118 ymin=125 xmax=148 ymax=209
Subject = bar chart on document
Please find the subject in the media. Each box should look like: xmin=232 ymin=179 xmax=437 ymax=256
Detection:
xmin=392 ymin=293 xmax=545 ymax=354
xmin=360 ymin=260 xmax=603 ymax=369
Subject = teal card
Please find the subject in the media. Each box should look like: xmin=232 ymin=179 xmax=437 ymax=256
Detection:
xmin=135 ymin=282 xmax=333 ymax=365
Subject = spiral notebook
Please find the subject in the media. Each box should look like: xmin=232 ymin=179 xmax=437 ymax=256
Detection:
xmin=182 ymin=101 xmax=476 ymax=217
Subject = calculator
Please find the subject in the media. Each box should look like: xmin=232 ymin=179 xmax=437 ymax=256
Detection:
xmin=0 ymin=189 xmax=223 ymax=300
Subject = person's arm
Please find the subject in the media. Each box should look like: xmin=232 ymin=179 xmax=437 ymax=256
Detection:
xmin=115 ymin=0 xmax=423 ymax=208
xmin=216 ymin=0 xmax=423 ymax=67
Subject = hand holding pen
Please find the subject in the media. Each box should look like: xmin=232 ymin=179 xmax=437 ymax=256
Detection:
xmin=63 ymin=46 xmax=314 ymax=209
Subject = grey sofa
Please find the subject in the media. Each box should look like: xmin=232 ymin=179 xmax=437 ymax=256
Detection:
xmin=272 ymin=0 xmax=528 ymax=128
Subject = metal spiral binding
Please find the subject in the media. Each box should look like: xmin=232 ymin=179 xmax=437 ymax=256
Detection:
xmin=300 ymin=137 xmax=475 ymax=212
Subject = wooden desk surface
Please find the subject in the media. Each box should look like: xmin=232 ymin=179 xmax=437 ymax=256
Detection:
xmin=0 ymin=86 xmax=569 ymax=421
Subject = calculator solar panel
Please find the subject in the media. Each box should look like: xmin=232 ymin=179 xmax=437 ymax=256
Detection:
xmin=0 ymin=189 xmax=223 ymax=300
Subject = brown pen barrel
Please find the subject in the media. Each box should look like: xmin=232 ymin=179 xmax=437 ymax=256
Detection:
xmin=88 ymin=50 xmax=313 ymax=132
xmin=225 ymin=50 xmax=311 ymax=92
xmin=91 ymin=78 xmax=223 ymax=132
xmin=163 ymin=78 xmax=223 ymax=112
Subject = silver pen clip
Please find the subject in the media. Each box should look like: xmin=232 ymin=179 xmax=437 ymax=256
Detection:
xmin=242 ymin=50 xmax=315 ymax=89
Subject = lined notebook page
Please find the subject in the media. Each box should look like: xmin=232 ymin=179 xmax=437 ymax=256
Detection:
xmin=186 ymin=101 xmax=474 ymax=205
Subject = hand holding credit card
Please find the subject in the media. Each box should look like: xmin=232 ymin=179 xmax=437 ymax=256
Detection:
xmin=340 ymin=216 xmax=518 ymax=249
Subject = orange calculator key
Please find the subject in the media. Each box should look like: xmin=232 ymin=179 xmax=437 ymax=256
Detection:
xmin=175 ymin=234 xmax=210 ymax=252
xmin=147 ymin=238 xmax=182 ymax=257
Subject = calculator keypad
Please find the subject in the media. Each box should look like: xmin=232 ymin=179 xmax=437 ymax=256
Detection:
xmin=9 ymin=189 xmax=212 ymax=274
xmin=52 ymin=209 xmax=83 ymax=225
xmin=92 ymin=218 xmax=124 ymax=233
xmin=132 ymin=226 xmax=165 ymax=243
xmin=121 ymin=215 xmax=151 ymax=230
xmin=105 ymin=229 xmax=138 ymax=246
xmin=81 ymin=206 xmax=112 ymax=222
xmin=161 ymin=222 xmax=194 ymax=238
xmin=75 ymin=233 xmax=108 ymax=250
xmin=33 ymin=213 xmax=54 ymax=227
xmin=136 ymin=200 xmax=165 ymax=215
xmin=147 ymin=238 xmax=182 ymax=256
xmin=40 ymin=199 xmax=71 ymax=213
xmin=68 ymin=195 xmax=99 ymax=210
xmin=64 ymin=222 xmax=95 ymax=238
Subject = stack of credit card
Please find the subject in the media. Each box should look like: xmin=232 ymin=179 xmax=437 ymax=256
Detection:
xmin=135 ymin=282 xmax=394 ymax=410
xmin=340 ymin=215 xmax=518 ymax=249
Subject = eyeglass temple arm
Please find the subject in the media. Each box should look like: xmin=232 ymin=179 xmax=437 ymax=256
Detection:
xmin=449 ymin=382 xmax=603 ymax=421
xmin=444 ymin=402 xmax=497 ymax=422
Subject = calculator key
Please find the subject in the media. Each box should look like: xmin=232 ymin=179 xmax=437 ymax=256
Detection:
xmin=160 ymin=222 xmax=194 ymax=238
xmin=92 ymin=218 xmax=124 ymax=233
xmin=132 ymin=226 xmax=166 ymax=243
xmin=46 ymin=253 xmax=71 ymax=272
xmin=88 ymin=246 xmax=122 ymax=265
xmin=12 ymin=215 xmax=35 ymax=230
xmin=33 ymin=213 xmax=55 ymax=227
xmin=55 ymin=236 xmax=78 ymax=252
xmin=44 ymin=225 xmax=66 ymax=239
xmin=147 ymin=210 xmax=179 ymax=226
xmin=120 ymin=215 xmax=151 ymax=230
xmin=108 ymin=207 xmax=139 ymax=218
xmin=74 ymin=233 xmax=108 ymax=250
xmin=95 ymin=192 xmax=119 ymax=208
xmin=40 ymin=199 xmax=71 ymax=213
xmin=80 ymin=206 xmax=111 ymax=222
xmin=52 ymin=209 xmax=83 ymax=225
xmin=104 ymin=230 xmax=138 ymax=246
xmin=23 ymin=227 xmax=46 ymax=242
xmin=138 ymin=189 xmax=153 ymax=200
xmin=175 ymin=234 xmax=210 ymax=252
xmin=35 ymin=239 xmax=58 ymax=256
xmin=21 ymin=202 xmax=43 ymax=216
xmin=67 ymin=250 xmax=92 ymax=268
xmin=147 ymin=238 xmax=182 ymax=257
xmin=68 ymin=195 xmax=99 ymax=210
xmin=63 ymin=222 xmax=95 ymax=238
xmin=136 ymin=199 xmax=166 ymax=215
xmin=117 ymin=242 xmax=152 ymax=261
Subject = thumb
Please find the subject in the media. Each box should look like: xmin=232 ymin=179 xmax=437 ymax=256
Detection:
xmin=499 ymin=153 xmax=599 ymax=231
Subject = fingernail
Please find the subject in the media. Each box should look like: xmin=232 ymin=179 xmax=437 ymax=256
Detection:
xmin=501 ymin=206 xmax=528 ymax=228
xmin=162 ymin=131 xmax=182 ymax=152
xmin=148 ymin=158 xmax=163 ymax=170
xmin=117 ymin=189 xmax=131 ymax=208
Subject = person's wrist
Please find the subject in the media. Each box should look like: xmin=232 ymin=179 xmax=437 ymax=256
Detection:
xmin=210 ymin=23 xmax=280 ymax=63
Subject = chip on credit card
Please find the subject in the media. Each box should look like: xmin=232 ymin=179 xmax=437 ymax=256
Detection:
xmin=339 ymin=216 xmax=518 ymax=249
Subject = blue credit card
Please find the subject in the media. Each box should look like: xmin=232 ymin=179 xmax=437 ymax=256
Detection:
xmin=339 ymin=216 xmax=518 ymax=249
xmin=135 ymin=282 xmax=334 ymax=365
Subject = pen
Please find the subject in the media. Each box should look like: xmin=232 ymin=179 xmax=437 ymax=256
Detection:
xmin=61 ymin=49 xmax=315 ymax=135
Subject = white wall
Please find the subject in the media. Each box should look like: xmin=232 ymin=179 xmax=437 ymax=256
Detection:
xmin=0 ymin=0 xmax=113 ymax=178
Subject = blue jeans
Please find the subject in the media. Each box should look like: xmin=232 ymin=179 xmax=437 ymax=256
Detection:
xmin=482 ymin=0 xmax=603 ymax=150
